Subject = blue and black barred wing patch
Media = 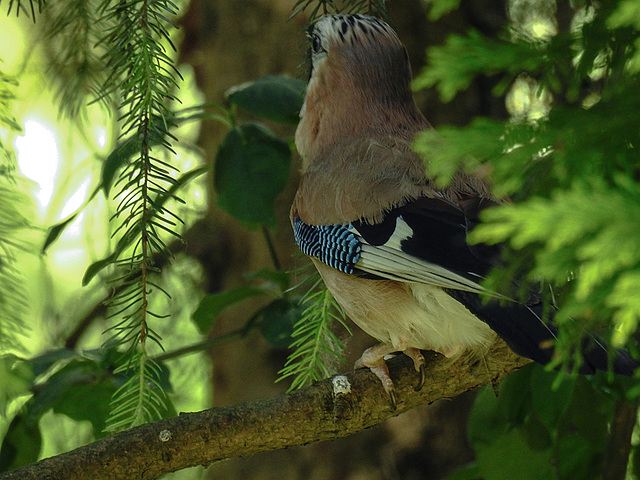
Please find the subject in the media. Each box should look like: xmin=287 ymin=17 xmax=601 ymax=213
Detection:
xmin=293 ymin=217 xmax=362 ymax=274
xmin=293 ymin=214 xmax=490 ymax=294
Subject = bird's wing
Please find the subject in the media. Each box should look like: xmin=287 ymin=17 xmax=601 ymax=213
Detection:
xmin=294 ymin=195 xmax=501 ymax=295
xmin=293 ymin=195 xmax=639 ymax=375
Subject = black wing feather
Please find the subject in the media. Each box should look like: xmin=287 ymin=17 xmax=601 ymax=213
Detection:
xmin=353 ymin=196 xmax=638 ymax=376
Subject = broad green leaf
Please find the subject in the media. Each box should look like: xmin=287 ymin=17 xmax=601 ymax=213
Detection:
xmin=467 ymin=385 xmax=506 ymax=446
xmin=519 ymin=413 xmax=552 ymax=451
xmin=530 ymin=367 xmax=575 ymax=430
xmin=52 ymin=379 xmax=114 ymax=436
xmin=27 ymin=360 xmax=106 ymax=419
xmin=243 ymin=268 xmax=291 ymax=292
xmin=0 ymin=355 xmax=34 ymax=416
xmin=259 ymin=298 xmax=304 ymax=349
xmin=475 ymin=427 xmax=552 ymax=480
xmin=556 ymin=434 xmax=601 ymax=480
xmin=0 ymin=414 xmax=41 ymax=471
xmin=497 ymin=363 xmax=535 ymax=426
xmin=30 ymin=349 xmax=78 ymax=377
xmin=192 ymin=286 xmax=268 ymax=334
xmin=226 ymin=75 xmax=306 ymax=124
xmin=569 ymin=377 xmax=609 ymax=449
xmin=214 ymin=123 xmax=291 ymax=228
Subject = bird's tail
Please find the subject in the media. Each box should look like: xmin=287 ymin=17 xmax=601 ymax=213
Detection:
xmin=447 ymin=290 xmax=638 ymax=376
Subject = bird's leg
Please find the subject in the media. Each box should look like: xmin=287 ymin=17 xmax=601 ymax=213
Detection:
xmin=354 ymin=343 xmax=399 ymax=408
xmin=354 ymin=343 xmax=427 ymax=407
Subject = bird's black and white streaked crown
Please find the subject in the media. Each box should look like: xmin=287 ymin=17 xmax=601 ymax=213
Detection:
xmin=303 ymin=14 xmax=415 ymax=114
xmin=308 ymin=14 xmax=397 ymax=52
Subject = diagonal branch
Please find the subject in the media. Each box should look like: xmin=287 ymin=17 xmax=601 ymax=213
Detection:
xmin=0 ymin=340 xmax=530 ymax=480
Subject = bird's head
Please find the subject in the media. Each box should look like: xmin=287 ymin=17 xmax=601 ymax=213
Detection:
xmin=296 ymin=14 xmax=427 ymax=163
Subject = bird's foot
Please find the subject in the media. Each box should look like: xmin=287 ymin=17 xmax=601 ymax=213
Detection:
xmin=403 ymin=347 xmax=426 ymax=391
xmin=355 ymin=343 xmax=398 ymax=408
xmin=354 ymin=343 xmax=427 ymax=408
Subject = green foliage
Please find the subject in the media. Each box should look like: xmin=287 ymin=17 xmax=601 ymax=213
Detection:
xmin=0 ymin=71 xmax=32 ymax=354
xmin=0 ymin=355 xmax=33 ymax=417
xmin=225 ymin=76 xmax=306 ymax=125
xmin=1 ymin=0 xmax=45 ymax=20
xmin=473 ymin=176 xmax=640 ymax=346
xmin=193 ymin=286 xmax=270 ymax=335
xmin=451 ymin=364 xmax=628 ymax=480
xmin=278 ymin=279 xmax=351 ymax=390
xmin=413 ymin=31 xmax=544 ymax=102
xmin=88 ymin=0 xmax=184 ymax=431
xmin=425 ymin=0 xmax=460 ymax=21
xmin=189 ymin=267 xmax=302 ymax=349
xmin=214 ymin=123 xmax=291 ymax=229
xmin=260 ymin=298 xmax=305 ymax=349
xmin=104 ymin=355 xmax=175 ymax=433
xmin=414 ymin=1 xmax=640 ymax=358
xmin=0 ymin=348 xmax=174 ymax=469
xmin=42 ymin=0 xmax=104 ymax=118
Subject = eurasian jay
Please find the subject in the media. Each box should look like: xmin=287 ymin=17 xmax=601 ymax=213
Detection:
xmin=291 ymin=13 xmax=636 ymax=404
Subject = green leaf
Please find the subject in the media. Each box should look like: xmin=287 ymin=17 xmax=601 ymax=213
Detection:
xmin=556 ymin=434 xmax=601 ymax=479
xmin=0 ymin=355 xmax=34 ymax=416
xmin=27 ymin=360 xmax=108 ymax=420
xmin=475 ymin=427 xmax=552 ymax=480
xmin=467 ymin=385 xmax=506 ymax=446
xmin=51 ymin=377 xmax=114 ymax=436
xmin=214 ymin=123 xmax=291 ymax=228
xmin=497 ymin=363 xmax=535 ymax=426
xmin=427 ymin=0 xmax=460 ymax=21
xmin=30 ymin=349 xmax=78 ymax=377
xmin=225 ymin=75 xmax=306 ymax=124
xmin=42 ymin=213 xmax=78 ymax=253
xmin=82 ymin=251 xmax=119 ymax=286
xmin=413 ymin=31 xmax=542 ymax=102
xmin=100 ymin=137 xmax=139 ymax=196
xmin=192 ymin=286 xmax=268 ymax=334
xmin=447 ymin=463 xmax=481 ymax=480
xmin=259 ymin=298 xmax=304 ymax=349
xmin=530 ymin=367 xmax=575 ymax=430
xmin=243 ymin=268 xmax=290 ymax=292
xmin=0 ymin=414 xmax=42 ymax=471
xmin=569 ymin=377 xmax=609 ymax=449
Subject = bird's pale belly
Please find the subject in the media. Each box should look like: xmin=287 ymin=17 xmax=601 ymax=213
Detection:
xmin=314 ymin=260 xmax=496 ymax=357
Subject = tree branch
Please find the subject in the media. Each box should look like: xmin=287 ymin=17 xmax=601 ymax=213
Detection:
xmin=601 ymin=400 xmax=638 ymax=480
xmin=0 ymin=341 xmax=530 ymax=480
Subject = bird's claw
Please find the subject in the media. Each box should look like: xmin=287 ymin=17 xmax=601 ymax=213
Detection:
xmin=404 ymin=347 xmax=426 ymax=391
xmin=388 ymin=388 xmax=398 ymax=410
xmin=355 ymin=345 xmax=398 ymax=409
xmin=355 ymin=344 xmax=429 ymax=407
xmin=415 ymin=363 xmax=426 ymax=392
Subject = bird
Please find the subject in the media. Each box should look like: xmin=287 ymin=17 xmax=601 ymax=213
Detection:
xmin=290 ymin=13 xmax=636 ymax=405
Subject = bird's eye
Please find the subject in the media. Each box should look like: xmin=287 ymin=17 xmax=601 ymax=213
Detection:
xmin=311 ymin=35 xmax=322 ymax=54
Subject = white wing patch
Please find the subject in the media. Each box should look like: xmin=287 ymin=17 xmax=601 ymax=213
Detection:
xmin=349 ymin=216 xmax=498 ymax=296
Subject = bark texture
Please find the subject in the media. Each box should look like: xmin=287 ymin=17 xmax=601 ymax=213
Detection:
xmin=0 ymin=341 xmax=529 ymax=480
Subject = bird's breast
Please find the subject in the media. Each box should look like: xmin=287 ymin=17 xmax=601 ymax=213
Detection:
xmin=314 ymin=261 xmax=496 ymax=356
